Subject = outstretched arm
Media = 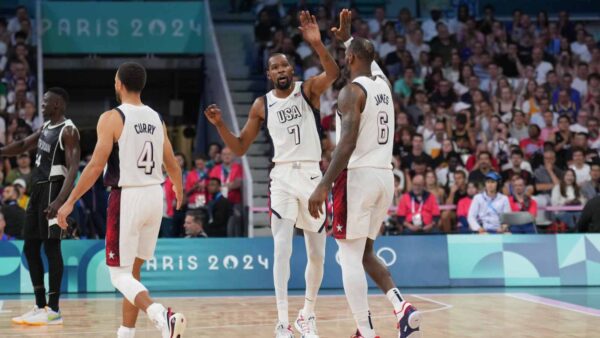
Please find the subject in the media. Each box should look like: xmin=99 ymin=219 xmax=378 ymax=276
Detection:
xmin=204 ymin=97 xmax=264 ymax=156
xmin=162 ymin=122 xmax=183 ymax=210
xmin=299 ymin=10 xmax=340 ymax=104
xmin=332 ymin=9 xmax=391 ymax=89
xmin=308 ymin=84 xmax=364 ymax=218
xmin=57 ymin=110 xmax=119 ymax=228
xmin=45 ymin=126 xmax=81 ymax=219
xmin=0 ymin=130 xmax=41 ymax=157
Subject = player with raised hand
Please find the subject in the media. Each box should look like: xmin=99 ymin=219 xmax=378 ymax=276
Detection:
xmin=205 ymin=10 xmax=339 ymax=338
xmin=309 ymin=9 xmax=422 ymax=338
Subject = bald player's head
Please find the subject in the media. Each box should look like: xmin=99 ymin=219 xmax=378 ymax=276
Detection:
xmin=344 ymin=37 xmax=375 ymax=78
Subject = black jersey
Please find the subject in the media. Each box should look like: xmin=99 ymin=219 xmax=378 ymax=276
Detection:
xmin=32 ymin=119 xmax=78 ymax=184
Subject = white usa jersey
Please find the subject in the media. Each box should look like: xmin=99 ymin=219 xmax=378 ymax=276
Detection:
xmin=336 ymin=76 xmax=393 ymax=169
xmin=104 ymin=103 xmax=165 ymax=187
xmin=264 ymin=81 xmax=323 ymax=163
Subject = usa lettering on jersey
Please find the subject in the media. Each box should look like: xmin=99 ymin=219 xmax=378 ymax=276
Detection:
xmin=276 ymin=105 xmax=302 ymax=123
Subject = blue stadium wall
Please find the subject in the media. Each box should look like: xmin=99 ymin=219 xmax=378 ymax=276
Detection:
xmin=1 ymin=235 xmax=599 ymax=294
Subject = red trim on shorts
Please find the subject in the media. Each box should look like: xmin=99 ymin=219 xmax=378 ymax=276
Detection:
xmin=332 ymin=169 xmax=348 ymax=239
xmin=105 ymin=188 xmax=121 ymax=267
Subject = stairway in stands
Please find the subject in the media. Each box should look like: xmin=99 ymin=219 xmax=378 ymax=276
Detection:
xmin=211 ymin=3 xmax=271 ymax=235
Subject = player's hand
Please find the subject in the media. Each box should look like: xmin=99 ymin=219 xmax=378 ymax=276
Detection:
xmin=298 ymin=10 xmax=322 ymax=47
xmin=44 ymin=200 xmax=62 ymax=220
xmin=308 ymin=183 xmax=328 ymax=219
xmin=56 ymin=202 xmax=74 ymax=230
xmin=174 ymin=184 xmax=184 ymax=210
xmin=204 ymin=104 xmax=224 ymax=127
xmin=331 ymin=9 xmax=352 ymax=43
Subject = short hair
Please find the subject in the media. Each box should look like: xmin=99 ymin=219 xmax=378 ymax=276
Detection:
xmin=572 ymin=147 xmax=585 ymax=156
xmin=47 ymin=87 xmax=69 ymax=104
xmin=348 ymin=37 xmax=375 ymax=63
xmin=478 ymin=151 xmax=491 ymax=159
xmin=186 ymin=210 xmax=204 ymax=225
xmin=193 ymin=153 xmax=208 ymax=161
xmin=209 ymin=177 xmax=222 ymax=186
xmin=511 ymin=149 xmax=524 ymax=158
xmin=454 ymin=170 xmax=466 ymax=179
xmin=558 ymin=115 xmax=571 ymax=123
xmin=117 ymin=62 xmax=147 ymax=92
xmin=412 ymin=133 xmax=424 ymax=141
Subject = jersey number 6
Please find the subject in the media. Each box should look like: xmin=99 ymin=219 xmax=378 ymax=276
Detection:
xmin=377 ymin=111 xmax=389 ymax=144
xmin=137 ymin=141 xmax=155 ymax=175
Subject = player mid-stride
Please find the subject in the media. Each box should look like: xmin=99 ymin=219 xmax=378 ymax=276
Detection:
xmin=56 ymin=62 xmax=186 ymax=338
xmin=204 ymin=11 xmax=339 ymax=338
xmin=309 ymin=9 xmax=422 ymax=338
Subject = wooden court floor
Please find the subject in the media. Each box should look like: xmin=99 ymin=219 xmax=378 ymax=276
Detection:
xmin=1 ymin=293 xmax=599 ymax=337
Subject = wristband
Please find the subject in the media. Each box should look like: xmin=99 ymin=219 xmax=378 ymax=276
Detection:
xmin=343 ymin=37 xmax=354 ymax=49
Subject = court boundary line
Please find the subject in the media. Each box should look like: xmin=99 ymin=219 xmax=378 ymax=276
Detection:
xmin=0 ymin=294 xmax=451 ymax=336
xmin=506 ymin=293 xmax=600 ymax=317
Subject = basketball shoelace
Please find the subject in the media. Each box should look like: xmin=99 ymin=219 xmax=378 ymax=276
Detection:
xmin=299 ymin=315 xmax=318 ymax=335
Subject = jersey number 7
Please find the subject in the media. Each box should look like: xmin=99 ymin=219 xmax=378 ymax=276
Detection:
xmin=137 ymin=141 xmax=155 ymax=175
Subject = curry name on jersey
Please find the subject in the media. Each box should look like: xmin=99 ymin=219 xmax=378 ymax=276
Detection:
xmin=104 ymin=103 xmax=165 ymax=188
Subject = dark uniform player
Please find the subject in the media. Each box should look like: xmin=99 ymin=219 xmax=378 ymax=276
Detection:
xmin=4 ymin=87 xmax=80 ymax=326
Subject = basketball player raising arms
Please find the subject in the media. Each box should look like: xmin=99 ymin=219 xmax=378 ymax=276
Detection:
xmin=309 ymin=10 xmax=422 ymax=338
xmin=204 ymin=11 xmax=338 ymax=338
xmin=5 ymin=88 xmax=80 ymax=326
xmin=56 ymin=62 xmax=186 ymax=338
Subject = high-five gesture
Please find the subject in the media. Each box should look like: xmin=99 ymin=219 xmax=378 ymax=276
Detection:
xmin=298 ymin=10 xmax=321 ymax=46
xmin=331 ymin=8 xmax=352 ymax=42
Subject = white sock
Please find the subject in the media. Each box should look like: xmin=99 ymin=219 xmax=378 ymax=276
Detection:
xmin=356 ymin=311 xmax=376 ymax=338
xmin=117 ymin=325 xmax=136 ymax=338
xmin=302 ymin=230 xmax=326 ymax=316
xmin=337 ymin=238 xmax=376 ymax=337
xmin=386 ymin=288 xmax=405 ymax=318
xmin=271 ymin=217 xmax=295 ymax=324
xmin=146 ymin=303 xmax=166 ymax=328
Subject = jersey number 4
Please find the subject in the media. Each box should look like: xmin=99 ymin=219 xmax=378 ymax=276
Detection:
xmin=137 ymin=141 xmax=155 ymax=175
xmin=377 ymin=111 xmax=389 ymax=144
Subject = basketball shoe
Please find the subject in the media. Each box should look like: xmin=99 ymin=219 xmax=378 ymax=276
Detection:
xmin=350 ymin=329 xmax=380 ymax=338
xmin=21 ymin=307 xmax=63 ymax=325
xmin=11 ymin=306 xmax=43 ymax=325
xmin=156 ymin=307 xmax=186 ymax=338
xmin=294 ymin=310 xmax=319 ymax=338
xmin=395 ymin=301 xmax=421 ymax=338
xmin=275 ymin=322 xmax=295 ymax=338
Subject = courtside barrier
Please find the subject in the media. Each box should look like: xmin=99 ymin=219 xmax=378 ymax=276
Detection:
xmin=1 ymin=235 xmax=599 ymax=294
xmin=250 ymin=205 xmax=585 ymax=212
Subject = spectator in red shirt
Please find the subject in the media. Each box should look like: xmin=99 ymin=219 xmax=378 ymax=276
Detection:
xmin=186 ymin=154 xmax=210 ymax=209
xmin=519 ymin=124 xmax=544 ymax=160
xmin=397 ymin=174 xmax=441 ymax=234
xmin=508 ymin=176 xmax=538 ymax=233
xmin=456 ymin=181 xmax=479 ymax=233
xmin=209 ymin=147 xmax=243 ymax=205
xmin=164 ymin=152 xmax=188 ymax=237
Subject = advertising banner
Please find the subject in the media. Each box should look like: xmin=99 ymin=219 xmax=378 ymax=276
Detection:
xmin=42 ymin=1 xmax=204 ymax=54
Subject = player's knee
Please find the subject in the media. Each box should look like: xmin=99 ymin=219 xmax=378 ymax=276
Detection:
xmin=43 ymin=240 xmax=61 ymax=258
xmin=109 ymin=266 xmax=147 ymax=304
xmin=307 ymin=248 xmax=325 ymax=265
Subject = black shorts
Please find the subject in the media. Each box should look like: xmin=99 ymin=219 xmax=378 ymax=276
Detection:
xmin=24 ymin=180 xmax=64 ymax=240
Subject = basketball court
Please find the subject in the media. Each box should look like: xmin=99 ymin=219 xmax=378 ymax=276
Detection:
xmin=2 ymin=287 xmax=599 ymax=337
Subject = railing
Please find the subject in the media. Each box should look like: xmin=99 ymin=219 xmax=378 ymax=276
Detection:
xmin=203 ymin=0 xmax=254 ymax=236
xmin=250 ymin=205 xmax=584 ymax=213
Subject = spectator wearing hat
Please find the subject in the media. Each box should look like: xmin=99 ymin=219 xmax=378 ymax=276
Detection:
xmin=467 ymin=171 xmax=511 ymax=233
xmin=13 ymin=178 xmax=29 ymax=209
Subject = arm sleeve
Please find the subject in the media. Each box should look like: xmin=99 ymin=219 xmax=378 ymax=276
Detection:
xmin=467 ymin=195 xmax=481 ymax=231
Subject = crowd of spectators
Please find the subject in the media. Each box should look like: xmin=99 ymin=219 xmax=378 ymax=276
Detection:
xmin=254 ymin=3 xmax=600 ymax=234
xmin=0 ymin=6 xmax=241 ymax=241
